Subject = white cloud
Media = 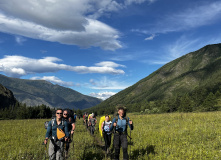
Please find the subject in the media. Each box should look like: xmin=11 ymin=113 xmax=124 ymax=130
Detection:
xmin=148 ymin=34 xmax=221 ymax=65
xmin=89 ymin=76 xmax=129 ymax=89
xmin=0 ymin=55 xmax=125 ymax=77
xmin=0 ymin=14 xmax=122 ymax=50
xmin=0 ymin=0 xmax=124 ymax=50
xmin=95 ymin=61 xmax=126 ymax=68
xmin=89 ymin=91 xmax=116 ymax=100
xmin=30 ymin=76 xmax=74 ymax=87
xmin=134 ymin=1 xmax=221 ymax=35
xmin=145 ymin=34 xmax=156 ymax=40
xmin=15 ymin=36 xmax=26 ymax=45
xmin=0 ymin=0 xmax=158 ymax=50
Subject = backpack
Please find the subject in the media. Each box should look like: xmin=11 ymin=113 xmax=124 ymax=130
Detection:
xmin=63 ymin=108 xmax=75 ymax=123
xmin=90 ymin=118 xmax=96 ymax=126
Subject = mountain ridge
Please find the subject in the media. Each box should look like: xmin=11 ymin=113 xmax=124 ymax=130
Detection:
xmin=86 ymin=43 xmax=221 ymax=113
xmin=0 ymin=74 xmax=102 ymax=109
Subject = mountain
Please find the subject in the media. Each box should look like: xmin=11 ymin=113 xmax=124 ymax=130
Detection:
xmin=0 ymin=74 xmax=102 ymax=109
xmin=0 ymin=84 xmax=17 ymax=109
xmin=88 ymin=43 xmax=221 ymax=113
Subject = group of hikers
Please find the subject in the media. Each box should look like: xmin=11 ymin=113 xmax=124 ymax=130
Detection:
xmin=44 ymin=109 xmax=76 ymax=159
xmin=44 ymin=105 xmax=133 ymax=160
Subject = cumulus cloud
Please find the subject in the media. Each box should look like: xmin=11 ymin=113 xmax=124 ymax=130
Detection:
xmin=0 ymin=0 xmax=157 ymax=50
xmin=0 ymin=55 xmax=125 ymax=77
xmin=30 ymin=76 xmax=74 ymax=87
xmin=0 ymin=0 xmax=124 ymax=50
xmin=89 ymin=76 xmax=129 ymax=89
xmin=89 ymin=91 xmax=116 ymax=100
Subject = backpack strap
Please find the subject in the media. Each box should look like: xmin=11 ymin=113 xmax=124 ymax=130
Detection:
xmin=51 ymin=118 xmax=56 ymax=127
xmin=51 ymin=118 xmax=65 ymax=129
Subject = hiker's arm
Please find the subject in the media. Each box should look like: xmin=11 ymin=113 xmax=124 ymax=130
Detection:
xmin=101 ymin=122 xmax=104 ymax=131
xmin=45 ymin=121 xmax=52 ymax=139
xmin=71 ymin=123 xmax=75 ymax=134
xmin=64 ymin=121 xmax=70 ymax=138
xmin=110 ymin=118 xmax=116 ymax=131
xmin=128 ymin=117 xmax=133 ymax=130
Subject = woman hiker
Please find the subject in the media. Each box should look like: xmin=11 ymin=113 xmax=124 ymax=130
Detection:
xmin=110 ymin=106 xmax=134 ymax=160
xmin=101 ymin=115 xmax=112 ymax=154
xmin=44 ymin=108 xmax=69 ymax=160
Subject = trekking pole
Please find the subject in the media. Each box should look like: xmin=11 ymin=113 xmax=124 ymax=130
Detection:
xmin=64 ymin=141 xmax=67 ymax=160
xmin=129 ymin=129 xmax=131 ymax=159
xmin=42 ymin=142 xmax=47 ymax=160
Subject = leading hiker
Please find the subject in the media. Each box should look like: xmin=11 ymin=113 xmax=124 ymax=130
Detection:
xmin=44 ymin=108 xmax=69 ymax=160
xmin=110 ymin=105 xmax=133 ymax=160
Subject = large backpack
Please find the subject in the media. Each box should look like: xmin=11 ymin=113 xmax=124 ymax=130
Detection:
xmin=99 ymin=115 xmax=111 ymax=137
xmin=63 ymin=108 xmax=75 ymax=123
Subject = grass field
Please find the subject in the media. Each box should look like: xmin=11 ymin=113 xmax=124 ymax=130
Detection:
xmin=1 ymin=111 xmax=221 ymax=159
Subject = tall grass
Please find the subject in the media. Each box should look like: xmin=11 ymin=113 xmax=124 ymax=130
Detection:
xmin=1 ymin=112 xmax=221 ymax=159
xmin=128 ymin=112 xmax=221 ymax=159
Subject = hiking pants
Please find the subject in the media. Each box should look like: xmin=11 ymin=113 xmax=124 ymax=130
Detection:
xmin=113 ymin=133 xmax=128 ymax=160
xmin=48 ymin=140 xmax=64 ymax=160
xmin=103 ymin=132 xmax=112 ymax=151
xmin=90 ymin=125 xmax=95 ymax=135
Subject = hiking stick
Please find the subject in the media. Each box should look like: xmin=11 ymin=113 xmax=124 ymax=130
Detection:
xmin=42 ymin=142 xmax=47 ymax=160
xmin=64 ymin=141 xmax=67 ymax=160
xmin=129 ymin=129 xmax=131 ymax=159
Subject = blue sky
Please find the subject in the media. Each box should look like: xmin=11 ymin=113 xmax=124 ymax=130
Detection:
xmin=0 ymin=0 xmax=221 ymax=100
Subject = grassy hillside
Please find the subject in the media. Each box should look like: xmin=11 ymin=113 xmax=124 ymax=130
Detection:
xmin=87 ymin=43 xmax=221 ymax=114
xmin=0 ymin=74 xmax=102 ymax=109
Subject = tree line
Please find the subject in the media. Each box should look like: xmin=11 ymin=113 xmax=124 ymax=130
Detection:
xmin=84 ymin=84 xmax=221 ymax=115
xmin=0 ymin=101 xmax=84 ymax=120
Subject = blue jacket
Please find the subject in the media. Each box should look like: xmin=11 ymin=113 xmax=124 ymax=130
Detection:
xmin=45 ymin=119 xmax=69 ymax=139
xmin=110 ymin=115 xmax=133 ymax=132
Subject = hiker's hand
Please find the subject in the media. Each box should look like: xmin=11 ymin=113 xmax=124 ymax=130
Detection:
xmin=129 ymin=120 xmax=133 ymax=125
xmin=71 ymin=130 xmax=74 ymax=134
xmin=65 ymin=137 xmax=68 ymax=141
xmin=113 ymin=122 xmax=117 ymax=127
xmin=44 ymin=139 xmax=48 ymax=145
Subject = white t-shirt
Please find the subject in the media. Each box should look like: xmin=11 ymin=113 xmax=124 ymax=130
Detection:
xmin=103 ymin=121 xmax=112 ymax=133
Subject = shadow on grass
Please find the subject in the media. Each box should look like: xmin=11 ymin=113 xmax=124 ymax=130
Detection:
xmin=130 ymin=145 xmax=156 ymax=159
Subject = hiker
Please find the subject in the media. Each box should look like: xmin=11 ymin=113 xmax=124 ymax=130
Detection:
xmin=44 ymin=108 xmax=69 ymax=160
xmin=88 ymin=113 xmax=97 ymax=135
xmin=110 ymin=106 xmax=133 ymax=160
xmin=84 ymin=112 xmax=89 ymax=128
xmin=63 ymin=109 xmax=75 ymax=158
xmin=101 ymin=115 xmax=112 ymax=154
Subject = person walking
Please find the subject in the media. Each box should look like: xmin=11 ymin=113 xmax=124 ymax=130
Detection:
xmin=63 ymin=109 xmax=75 ymax=158
xmin=88 ymin=113 xmax=97 ymax=135
xmin=101 ymin=115 xmax=112 ymax=154
xmin=110 ymin=106 xmax=133 ymax=160
xmin=44 ymin=108 xmax=69 ymax=160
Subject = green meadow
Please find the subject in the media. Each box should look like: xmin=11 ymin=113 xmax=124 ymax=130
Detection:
xmin=1 ymin=112 xmax=221 ymax=159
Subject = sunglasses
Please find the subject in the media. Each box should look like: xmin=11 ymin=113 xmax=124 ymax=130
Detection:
xmin=63 ymin=114 xmax=68 ymax=115
xmin=56 ymin=112 xmax=62 ymax=115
